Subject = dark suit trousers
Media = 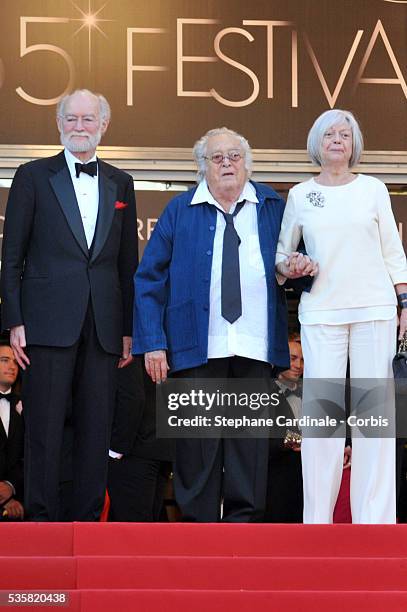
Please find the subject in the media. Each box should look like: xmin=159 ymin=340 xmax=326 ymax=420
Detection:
xmin=173 ymin=357 xmax=271 ymax=522
xmin=265 ymin=441 xmax=303 ymax=522
xmin=107 ymin=456 xmax=170 ymax=521
xmin=22 ymin=304 xmax=118 ymax=521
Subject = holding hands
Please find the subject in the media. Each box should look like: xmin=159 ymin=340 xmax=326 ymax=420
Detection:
xmin=277 ymin=251 xmax=319 ymax=279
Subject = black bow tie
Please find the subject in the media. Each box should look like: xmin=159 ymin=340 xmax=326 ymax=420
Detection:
xmin=0 ymin=392 xmax=13 ymax=402
xmin=75 ymin=161 xmax=97 ymax=179
xmin=278 ymin=383 xmax=300 ymax=399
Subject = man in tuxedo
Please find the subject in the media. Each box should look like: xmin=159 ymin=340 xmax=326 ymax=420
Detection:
xmin=266 ymin=334 xmax=303 ymax=522
xmin=0 ymin=343 xmax=24 ymax=520
xmin=1 ymin=89 xmax=138 ymax=521
xmin=107 ymin=357 xmax=173 ymax=521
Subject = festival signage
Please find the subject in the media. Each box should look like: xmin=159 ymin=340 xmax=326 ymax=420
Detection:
xmin=0 ymin=0 xmax=405 ymax=151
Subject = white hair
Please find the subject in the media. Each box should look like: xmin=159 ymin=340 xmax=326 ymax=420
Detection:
xmin=192 ymin=127 xmax=253 ymax=183
xmin=307 ymin=109 xmax=364 ymax=168
xmin=56 ymin=89 xmax=111 ymax=122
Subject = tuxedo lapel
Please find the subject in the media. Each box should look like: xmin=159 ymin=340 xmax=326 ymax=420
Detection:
xmin=91 ymin=160 xmax=117 ymax=263
xmin=7 ymin=400 xmax=19 ymax=442
xmin=48 ymin=153 xmax=89 ymax=257
xmin=0 ymin=418 xmax=6 ymax=443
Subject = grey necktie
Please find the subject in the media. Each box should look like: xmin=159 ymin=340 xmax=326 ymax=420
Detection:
xmin=219 ymin=200 xmax=245 ymax=323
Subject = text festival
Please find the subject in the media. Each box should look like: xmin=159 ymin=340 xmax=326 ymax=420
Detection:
xmin=1 ymin=16 xmax=406 ymax=108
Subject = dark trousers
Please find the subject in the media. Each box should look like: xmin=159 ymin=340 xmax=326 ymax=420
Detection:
xmin=265 ymin=441 xmax=303 ymax=523
xmin=22 ymin=305 xmax=118 ymax=521
xmin=173 ymin=357 xmax=272 ymax=522
xmin=107 ymin=457 xmax=170 ymax=521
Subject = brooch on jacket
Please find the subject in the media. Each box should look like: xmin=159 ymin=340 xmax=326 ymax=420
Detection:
xmin=306 ymin=191 xmax=325 ymax=208
xmin=115 ymin=200 xmax=128 ymax=210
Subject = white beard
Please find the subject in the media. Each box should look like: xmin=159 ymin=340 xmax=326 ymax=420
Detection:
xmin=60 ymin=129 xmax=102 ymax=153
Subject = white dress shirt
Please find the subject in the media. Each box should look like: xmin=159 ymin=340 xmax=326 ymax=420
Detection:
xmin=64 ymin=149 xmax=99 ymax=248
xmin=276 ymin=380 xmax=302 ymax=420
xmin=191 ymin=180 xmax=268 ymax=363
xmin=0 ymin=388 xmax=12 ymax=436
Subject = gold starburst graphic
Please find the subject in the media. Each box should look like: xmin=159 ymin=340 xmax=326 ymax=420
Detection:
xmin=71 ymin=0 xmax=114 ymax=69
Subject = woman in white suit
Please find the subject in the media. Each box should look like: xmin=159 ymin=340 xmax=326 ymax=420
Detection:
xmin=276 ymin=109 xmax=407 ymax=524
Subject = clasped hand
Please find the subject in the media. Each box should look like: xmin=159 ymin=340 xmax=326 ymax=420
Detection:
xmin=277 ymin=252 xmax=319 ymax=279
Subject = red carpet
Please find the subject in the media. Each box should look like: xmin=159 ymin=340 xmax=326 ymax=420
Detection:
xmin=1 ymin=523 xmax=407 ymax=611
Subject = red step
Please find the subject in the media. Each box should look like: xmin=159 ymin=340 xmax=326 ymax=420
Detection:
xmin=0 ymin=523 xmax=73 ymax=556
xmin=0 ymin=558 xmax=76 ymax=589
xmin=1 ymin=523 xmax=406 ymax=612
xmin=75 ymin=555 xmax=407 ymax=590
xmin=73 ymin=523 xmax=407 ymax=557
xmin=79 ymin=589 xmax=407 ymax=612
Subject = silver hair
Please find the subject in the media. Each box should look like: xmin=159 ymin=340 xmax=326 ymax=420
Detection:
xmin=192 ymin=127 xmax=253 ymax=182
xmin=56 ymin=89 xmax=111 ymax=122
xmin=307 ymin=109 xmax=364 ymax=168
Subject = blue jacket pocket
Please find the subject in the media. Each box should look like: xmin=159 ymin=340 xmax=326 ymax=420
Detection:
xmin=165 ymin=300 xmax=199 ymax=353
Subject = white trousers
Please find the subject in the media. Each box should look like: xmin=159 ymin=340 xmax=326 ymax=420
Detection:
xmin=301 ymin=318 xmax=397 ymax=524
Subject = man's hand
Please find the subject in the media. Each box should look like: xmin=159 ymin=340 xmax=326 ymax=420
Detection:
xmin=277 ymin=252 xmax=318 ymax=279
xmin=145 ymin=350 xmax=169 ymax=384
xmin=118 ymin=336 xmax=133 ymax=369
xmin=10 ymin=325 xmax=30 ymax=370
xmin=0 ymin=482 xmax=13 ymax=504
xmin=3 ymin=498 xmax=24 ymax=520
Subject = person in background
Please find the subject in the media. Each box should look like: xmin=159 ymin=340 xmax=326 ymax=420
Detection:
xmin=0 ymin=343 xmax=24 ymax=520
xmin=265 ymin=332 xmax=303 ymax=522
xmin=266 ymin=332 xmax=353 ymax=523
xmin=107 ymin=357 xmax=173 ymax=521
xmin=276 ymin=109 xmax=407 ymax=524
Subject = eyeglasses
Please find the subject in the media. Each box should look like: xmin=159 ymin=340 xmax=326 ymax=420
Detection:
xmin=203 ymin=150 xmax=244 ymax=164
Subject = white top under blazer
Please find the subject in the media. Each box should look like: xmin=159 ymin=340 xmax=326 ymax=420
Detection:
xmin=191 ymin=179 xmax=269 ymax=361
xmin=276 ymin=175 xmax=407 ymax=325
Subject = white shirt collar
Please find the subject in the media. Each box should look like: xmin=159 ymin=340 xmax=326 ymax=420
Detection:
xmin=0 ymin=388 xmax=12 ymax=396
xmin=64 ymin=149 xmax=98 ymax=178
xmin=190 ymin=179 xmax=258 ymax=208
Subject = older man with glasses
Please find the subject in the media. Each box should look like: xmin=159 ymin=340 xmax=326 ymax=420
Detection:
xmin=133 ymin=127 xmax=316 ymax=522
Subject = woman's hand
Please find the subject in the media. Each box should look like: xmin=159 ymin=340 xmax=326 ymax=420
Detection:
xmin=399 ymin=309 xmax=407 ymax=340
xmin=395 ymin=284 xmax=407 ymax=339
xmin=276 ymin=252 xmax=319 ymax=279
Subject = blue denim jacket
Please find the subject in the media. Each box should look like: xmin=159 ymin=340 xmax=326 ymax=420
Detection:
xmin=133 ymin=181 xmax=309 ymax=372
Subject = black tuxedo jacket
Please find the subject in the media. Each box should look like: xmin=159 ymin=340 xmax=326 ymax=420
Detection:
xmin=0 ymin=397 xmax=24 ymax=501
xmin=1 ymin=151 xmax=138 ymax=354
